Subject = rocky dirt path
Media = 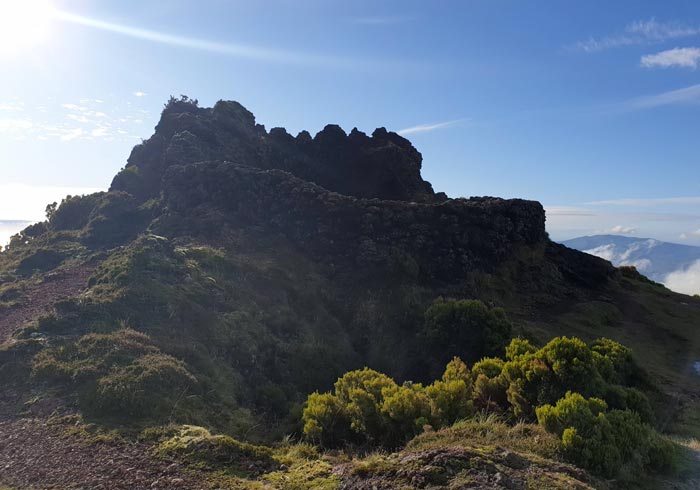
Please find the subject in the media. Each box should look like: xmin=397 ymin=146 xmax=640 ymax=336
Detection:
xmin=0 ymin=261 xmax=214 ymax=490
xmin=0 ymin=264 xmax=95 ymax=344
xmin=0 ymin=418 xmax=209 ymax=490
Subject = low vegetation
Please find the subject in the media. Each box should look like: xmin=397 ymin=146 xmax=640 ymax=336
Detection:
xmin=155 ymin=425 xmax=275 ymax=474
xmin=32 ymin=329 xmax=198 ymax=419
xmin=303 ymin=336 xmax=677 ymax=480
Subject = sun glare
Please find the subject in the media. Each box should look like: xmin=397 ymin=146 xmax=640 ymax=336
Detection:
xmin=0 ymin=0 xmax=55 ymax=56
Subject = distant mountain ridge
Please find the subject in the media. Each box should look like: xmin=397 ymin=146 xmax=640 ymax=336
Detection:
xmin=562 ymin=234 xmax=700 ymax=284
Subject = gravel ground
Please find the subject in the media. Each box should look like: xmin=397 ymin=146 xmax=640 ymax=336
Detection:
xmin=0 ymin=418 xmax=210 ymax=490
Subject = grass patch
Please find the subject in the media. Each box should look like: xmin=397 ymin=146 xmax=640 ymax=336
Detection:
xmin=155 ymin=425 xmax=275 ymax=475
xmin=407 ymin=414 xmax=562 ymax=461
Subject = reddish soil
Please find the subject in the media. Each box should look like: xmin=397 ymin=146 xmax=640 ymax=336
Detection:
xmin=0 ymin=265 xmax=95 ymax=344
xmin=0 ymin=263 xmax=213 ymax=490
xmin=0 ymin=418 xmax=209 ymax=490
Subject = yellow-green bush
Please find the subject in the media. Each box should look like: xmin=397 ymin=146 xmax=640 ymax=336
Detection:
xmin=302 ymin=334 xmax=672 ymax=481
xmin=303 ymin=359 xmax=476 ymax=447
xmin=499 ymin=336 xmax=650 ymax=419
xmin=536 ymin=392 xmax=675 ymax=478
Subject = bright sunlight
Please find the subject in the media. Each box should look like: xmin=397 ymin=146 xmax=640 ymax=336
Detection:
xmin=0 ymin=0 xmax=55 ymax=56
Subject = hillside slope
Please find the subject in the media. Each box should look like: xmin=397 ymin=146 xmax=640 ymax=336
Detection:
xmin=0 ymin=97 xmax=699 ymax=487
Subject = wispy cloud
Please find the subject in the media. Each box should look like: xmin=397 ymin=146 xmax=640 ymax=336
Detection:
xmin=397 ymin=120 xmax=462 ymax=136
xmin=0 ymin=100 xmax=25 ymax=112
xmin=0 ymin=97 xmax=148 ymax=142
xmin=641 ymin=47 xmax=700 ymax=69
xmin=349 ymin=15 xmax=412 ymax=25
xmin=0 ymin=118 xmax=33 ymax=134
xmin=679 ymin=229 xmax=700 ymax=240
xmin=585 ymin=196 xmax=700 ymax=206
xmin=608 ymin=225 xmax=637 ymax=234
xmin=545 ymin=203 xmax=700 ymax=243
xmin=545 ymin=206 xmax=596 ymax=217
xmin=608 ymin=83 xmax=700 ymax=112
xmin=572 ymin=18 xmax=700 ymax=53
xmin=52 ymin=9 xmax=402 ymax=71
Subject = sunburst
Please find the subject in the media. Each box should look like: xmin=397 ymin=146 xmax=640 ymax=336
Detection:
xmin=0 ymin=0 xmax=55 ymax=56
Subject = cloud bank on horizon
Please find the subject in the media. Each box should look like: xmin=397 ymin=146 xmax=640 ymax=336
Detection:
xmin=665 ymin=260 xmax=700 ymax=296
xmin=564 ymin=235 xmax=700 ymax=296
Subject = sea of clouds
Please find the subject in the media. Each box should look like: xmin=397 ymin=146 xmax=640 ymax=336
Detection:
xmin=664 ymin=261 xmax=700 ymax=296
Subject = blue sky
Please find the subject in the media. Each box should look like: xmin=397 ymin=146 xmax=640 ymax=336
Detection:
xmin=1 ymin=0 xmax=700 ymax=245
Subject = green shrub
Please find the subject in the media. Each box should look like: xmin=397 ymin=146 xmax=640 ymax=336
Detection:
xmin=50 ymin=193 xmax=102 ymax=230
xmin=82 ymin=192 xmax=149 ymax=247
xmin=441 ymin=356 xmax=471 ymax=385
xmin=471 ymin=357 xmax=504 ymax=379
xmin=505 ymin=337 xmax=537 ymax=361
xmin=303 ymin=359 xmax=477 ymax=447
xmin=303 ymin=392 xmax=352 ymax=446
xmin=380 ymin=382 xmax=433 ymax=443
xmin=473 ymin=373 xmax=509 ymax=412
xmin=422 ymin=299 xmax=512 ymax=364
xmin=111 ymin=166 xmax=149 ymax=200
xmin=536 ymin=392 xmax=674 ymax=478
xmin=589 ymin=337 xmax=646 ymax=387
xmin=500 ymin=336 xmax=645 ymax=418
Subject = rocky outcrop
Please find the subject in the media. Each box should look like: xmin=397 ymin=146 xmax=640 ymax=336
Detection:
xmin=160 ymin=161 xmax=546 ymax=281
xmin=112 ymin=98 xmax=441 ymax=203
xmin=107 ymin=98 xmax=558 ymax=281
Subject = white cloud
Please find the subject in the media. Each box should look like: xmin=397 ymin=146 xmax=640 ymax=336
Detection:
xmin=583 ymin=244 xmax=616 ymax=261
xmin=627 ymin=18 xmax=700 ymax=40
xmin=0 ymin=221 xmax=31 ymax=248
xmin=622 ymin=84 xmax=700 ymax=110
xmin=0 ymin=183 xmax=104 ymax=221
xmin=622 ymin=258 xmax=652 ymax=272
xmin=133 ymin=91 xmax=147 ymax=97
xmin=609 ymin=225 xmax=636 ymax=234
xmin=60 ymin=128 xmax=84 ymax=141
xmin=545 ymin=203 xmax=700 ymax=243
xmin=665 ymin=260 xmax=700 ymax=295
xmin=641 ymin=47 xmax=700 ymax=69
xmin=680 ymin=229 xmax=700 ymax=240
xmin=61 ymin=103 xmax=85 ymax=111
xmin=585 ymin=196 xmax=700 ymax=206
xmin=545 ymin=206 xmax=596 ymax=217
xmin=397 ymin=120 xmax=462 ymax=136
xmin=0 ymin=101 xmax=25 ymax=112
xmin=0 ymin=97 xmax=145 ymax=142
xmin=573 ymin=18 xmax=700 ymax=53
xmin=0 ymin=118 xmax=33 ymax=133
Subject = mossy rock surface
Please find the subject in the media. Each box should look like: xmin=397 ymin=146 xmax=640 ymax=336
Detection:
xmin=156 ymin=425 xmax=275 ymax=475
